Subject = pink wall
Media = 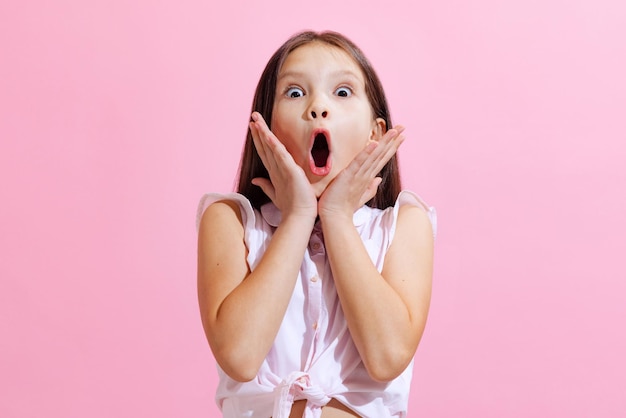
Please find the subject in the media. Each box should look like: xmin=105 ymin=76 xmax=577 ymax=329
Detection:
xmin=1 ymin=0 xmax=625 ymax=416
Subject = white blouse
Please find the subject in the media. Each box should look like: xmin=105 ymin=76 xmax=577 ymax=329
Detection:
xmin=196 ymin=191 xmax=436 ymax=418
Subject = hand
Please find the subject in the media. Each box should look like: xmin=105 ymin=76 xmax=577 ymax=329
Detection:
xmin=249 ymin=112 xmax=318 ymax=220
xmin=318 ymin=126 xmax=405 ymax=220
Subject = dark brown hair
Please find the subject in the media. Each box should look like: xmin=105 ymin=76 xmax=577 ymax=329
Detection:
xmin=236 ymin=30 xmax=402 ymax=210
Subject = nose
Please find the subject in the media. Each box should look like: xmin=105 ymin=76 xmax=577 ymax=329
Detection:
xmin=306 ymin=96 xmax=329 ymax=119
xmin=310 ymin=109 xmax=328 ymax=119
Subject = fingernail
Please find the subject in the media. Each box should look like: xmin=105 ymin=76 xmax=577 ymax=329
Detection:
xmin=251 ymin=112 xmax=259 ymax=122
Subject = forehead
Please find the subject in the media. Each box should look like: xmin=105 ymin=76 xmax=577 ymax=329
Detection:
xmin=278 ymin=42 xmax=365 ymax=81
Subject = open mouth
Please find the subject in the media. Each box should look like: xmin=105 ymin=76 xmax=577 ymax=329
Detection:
xmin=309 ymin=130 xmax=331 ymax=176
xmin=311 ymin=132 xmax=329 ymax=168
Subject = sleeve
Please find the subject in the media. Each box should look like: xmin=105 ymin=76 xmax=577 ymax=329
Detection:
xmin=196 ymin=193 xmax=271 ymax=271
xmin=390 ymin=190 xmax=437 ymax=242
xmin=195 ymin=192 xmax=256 ymax=233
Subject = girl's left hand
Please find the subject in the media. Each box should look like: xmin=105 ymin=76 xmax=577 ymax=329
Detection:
xmin=318 ymin=126 xmax=405 ymax=220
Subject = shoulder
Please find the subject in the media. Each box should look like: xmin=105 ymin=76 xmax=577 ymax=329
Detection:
xmin=200 ymin=198 xmax=242 ymax=229
xmin=197 ymin=194 xmax=252 ymax=242
xmin=394 ymin=190 xmax=437 ymax=240
xmin=397 ymin=204 xmax=433 ymax=234
xmin=197 ymin=202 xmax=245 ymax=258
xmin=196 ymin=192 xmax=256 ymax=233
xmin=394 ymin=190 xmax=437 ymax=233
xmin=393 ymin=205 xmax=435 ymax=259
xmin=202 ymin=199 xmax=243 ymax=223
xmin=386 ymin=191 xmax=436 ymax=257
xmin=384 ymin=194 xmax=435 ymax=282
xmin=197 ymin=198 xmax=250 ymax=272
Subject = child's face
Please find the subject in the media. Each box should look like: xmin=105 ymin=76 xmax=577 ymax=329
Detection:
xmin=271 ymin=42 xmax=385 ymax=198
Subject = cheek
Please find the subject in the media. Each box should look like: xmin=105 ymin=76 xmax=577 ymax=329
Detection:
xmin=337 ymin=136 xmax=369 ymax=164
xmin=269 ymin=115 xmax=287 ymax=140
xmin=271 ymin=107 xmax=297 ymax=137
xmin=269 ymin=123 xmax=305 ymax=163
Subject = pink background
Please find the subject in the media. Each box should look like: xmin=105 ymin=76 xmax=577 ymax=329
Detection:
xmin=1 ymin=0 xmax=625 ymax=416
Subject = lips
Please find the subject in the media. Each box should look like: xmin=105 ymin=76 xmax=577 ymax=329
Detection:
xmin=309 ymin=129 xmax=331 ymax=176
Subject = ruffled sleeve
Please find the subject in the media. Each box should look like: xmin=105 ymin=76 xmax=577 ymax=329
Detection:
xmin=393 ymin=190 xmax=437 ymax=239
xmin=196 ymin=192 xmax=256 ymax=232
xmin=196 ymin=192 xmax=275 ymax=272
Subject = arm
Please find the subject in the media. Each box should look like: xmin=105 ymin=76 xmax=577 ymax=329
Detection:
xmin=320 ymin=204 xmax=434 ymax=382
xmin=197 ymin=200 xmax=315 ymax=382
xmin=317 ymin=125 xmax=434 ymax=381
xmin=198 ymin=113 xmax=317 ymax=382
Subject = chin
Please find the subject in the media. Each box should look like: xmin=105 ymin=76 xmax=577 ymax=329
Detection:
xmin=310 ymin=178 xmax=332 ymax=198
xmin=312 ymin=185 xmax=327 ymax=199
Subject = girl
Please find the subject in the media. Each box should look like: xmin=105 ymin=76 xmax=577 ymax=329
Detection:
xmin=197 ymin=30 xmax=436 ymax=418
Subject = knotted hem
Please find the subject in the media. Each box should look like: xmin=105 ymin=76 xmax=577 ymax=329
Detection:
xmin=272 ymin=371 xmax=331 ymax=418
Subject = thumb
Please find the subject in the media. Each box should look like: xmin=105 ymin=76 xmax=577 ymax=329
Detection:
xmin=251 ymin=177 xmax=276 ymax=204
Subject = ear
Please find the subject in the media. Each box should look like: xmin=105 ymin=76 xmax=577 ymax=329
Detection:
xmin=369 ymin=117 xmax=387 ymax=141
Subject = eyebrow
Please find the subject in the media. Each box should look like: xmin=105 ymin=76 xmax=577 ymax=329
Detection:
xmin=277 ymin=69 xmax=362 ymax=83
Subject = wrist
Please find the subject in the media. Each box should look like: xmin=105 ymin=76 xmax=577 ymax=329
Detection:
xmin=281 ymin=211 xmax=317 ymax=227
xmin=318 ymin=209 xmax=354 ymax=226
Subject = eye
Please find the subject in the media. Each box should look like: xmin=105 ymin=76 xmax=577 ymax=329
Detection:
xmin=285 ymin=86 xmax=304 ymax=98
xmin=335 ymin=86 xmax=352 ymax=97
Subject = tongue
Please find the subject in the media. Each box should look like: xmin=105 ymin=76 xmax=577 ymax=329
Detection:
xmin=312 ymin=148 xmax=328 ymax=167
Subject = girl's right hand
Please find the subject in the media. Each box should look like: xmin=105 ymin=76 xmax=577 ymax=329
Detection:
xmin=249 ymin=112 xmax=318 ymax=220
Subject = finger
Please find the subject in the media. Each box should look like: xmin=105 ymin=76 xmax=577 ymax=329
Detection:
xmin=250 ymin=113 xmax=274 ymax=164
xmin=393 ymin=125 xmax=406 ymax=134
xmin=342 ymin=140 xmax=379 ymax=180
xmin=347 ymin=134 xmax=400 ymax=185
xmin=250 ymin=113 xmax=283 ymax=173
xmin=252 ymin=113 xmax=278 ymax=148
xmin=366 ymin=130 xmax=404 ymax=176
xmin=356 ymin=133 xmax=392 ymax=173
xmin=377 ymin=132 xmax=404 ymax=166
xmin=251 ymin=177 xmax=276 ymax=204
xmin=250 ymin=121 xmax=270 ymax=167
xmin=252 ymin=113 xmax=292 ymax=166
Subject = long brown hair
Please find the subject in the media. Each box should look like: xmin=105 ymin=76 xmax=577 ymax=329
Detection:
xmin=236 ymin=30 xmax=402 ymax=210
